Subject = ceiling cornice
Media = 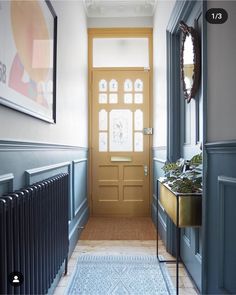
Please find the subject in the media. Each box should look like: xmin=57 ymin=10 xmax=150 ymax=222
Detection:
xmin=83 ymin=0 xmax=157 ymax=18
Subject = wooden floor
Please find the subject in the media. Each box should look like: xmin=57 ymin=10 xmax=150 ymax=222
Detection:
xmin=80 ymin=217 xmax=156 ymax=240
xmin=54 ymin=218 xmax=198 ymax=295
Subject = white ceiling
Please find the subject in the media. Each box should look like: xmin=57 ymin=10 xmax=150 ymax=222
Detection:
xmin=83 ymin=0 xmax=157 ymax=18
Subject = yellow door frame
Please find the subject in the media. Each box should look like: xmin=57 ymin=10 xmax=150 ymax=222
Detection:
xmin=88 ymin=28 xmax=153 ymax=216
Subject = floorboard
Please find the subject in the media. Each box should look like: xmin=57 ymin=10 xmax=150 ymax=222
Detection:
xmin=54 ymin=218 xmax=198 ymax=295
xmin=80 ymin=217 xmax=156 ymax=240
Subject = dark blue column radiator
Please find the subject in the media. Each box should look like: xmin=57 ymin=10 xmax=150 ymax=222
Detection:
xmin=0 ymin=173 xmax=69 ymax=294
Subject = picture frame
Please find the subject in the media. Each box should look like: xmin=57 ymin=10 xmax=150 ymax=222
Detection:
xmin=0 ymin=0 xmax=57 ymax=123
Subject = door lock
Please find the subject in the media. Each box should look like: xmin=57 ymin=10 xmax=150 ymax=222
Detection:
xmin=144 ymin=165 xmax=148 ymax=176
xmin=143 ymin=128 xmax=153 ymax=135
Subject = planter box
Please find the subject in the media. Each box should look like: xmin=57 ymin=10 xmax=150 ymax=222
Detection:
xmin=159 ymin=180 xmax=202 ymax=227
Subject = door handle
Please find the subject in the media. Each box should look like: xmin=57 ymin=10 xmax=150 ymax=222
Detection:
xmin=144 ymin=165 xmax=148 ymax=176
xmin=143 ymin=128 xmax=153 ymax=135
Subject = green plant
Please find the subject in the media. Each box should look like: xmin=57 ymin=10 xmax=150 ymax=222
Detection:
xmin=162 ymin=158 xmax=184 ymax=178
xmin=162 ymin=162 xmax=179 ymax=173
xmin=170 ymin=177 xmax=201 ymax=193
xmin=190 ymin=153 xmax=202 ymax=166
xmin=162 ymin=153 xmax=202 ymax=193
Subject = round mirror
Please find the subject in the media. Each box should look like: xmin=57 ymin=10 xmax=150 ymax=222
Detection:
xmin=183 ymin=35 xmax=194 ymax=95
xmin=180 ymin=21 xmax=201 ymax=103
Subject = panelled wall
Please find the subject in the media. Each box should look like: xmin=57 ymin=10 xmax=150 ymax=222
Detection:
xmin=202 ymin=1 xmax=236 ymax=294
xmin=203 ymin=142 xmax=236 ymax=294
xmin=152 ymin=147 xmax=176 ymax=255
xmin=152 ymin=147 xmax=166 ymax=240
xmin=0 ymin=141 xmax=89 ymax=256
xmin=0 ymin=0 xmax=89 ymax=264
xmin=0 ymin=141 xmax=89 ymax=293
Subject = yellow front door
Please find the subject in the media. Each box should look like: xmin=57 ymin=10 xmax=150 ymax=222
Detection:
xmin=91 ymin=69 xmax=151 ymax=216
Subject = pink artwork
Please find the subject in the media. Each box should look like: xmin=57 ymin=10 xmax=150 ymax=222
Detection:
xmin=0 ymin=0 xmax=57 ymax=122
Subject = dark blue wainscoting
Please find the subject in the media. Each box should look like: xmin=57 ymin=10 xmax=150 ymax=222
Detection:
xmin=202 ymin=141 xmax=236 ymax=294
xmin=152 ymin=147 xmax=176 ymax=255
xmin=152 ymin=147 xmax=167 ymax=243
xmin=0 ymin=140 xmax=89 ymax=258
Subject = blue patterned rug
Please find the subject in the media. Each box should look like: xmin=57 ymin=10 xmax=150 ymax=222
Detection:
xmin=65 ymin=255 xmax=175 ymax=295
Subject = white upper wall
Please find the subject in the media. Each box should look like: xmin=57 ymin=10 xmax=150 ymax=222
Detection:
xmin=0 ymin=0 xmax=88 ymax=147
xmin=153 ymin=0 xmax=175 ymax=147
xmin=207 ymin=1 xmax=236 ymax=142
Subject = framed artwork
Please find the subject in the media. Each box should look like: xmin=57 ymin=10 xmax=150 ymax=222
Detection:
xmin=0 ymin=0 xmax=57 ymax=123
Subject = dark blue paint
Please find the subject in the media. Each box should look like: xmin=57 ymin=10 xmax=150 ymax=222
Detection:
xmin=73 ymin=159 xmax=88 ymax=218
xmin=166 ymin=0 xmax=204 ymax=290
xmin=152 ymin=148 xmax=166 ymax=242
xmin=152 ymin=147 xmax=177 ymax=254
xmin=203 ymin=142 xmax=236 ymax=294
xmin=0 ymin=139 xmax=89 ymax=292
xmin=0 ymin=174 xmax=14 ymax=197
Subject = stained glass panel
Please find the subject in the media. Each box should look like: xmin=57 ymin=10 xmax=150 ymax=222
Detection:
xmin=99 ymin=79 xmax=107 ymax=92
xmin=109 ymin=110 xmax=133 ymax=152
xmin=109 ymin=93 xmax=118 ymax=104
xmin=99 ymin=132 xmax=108 ymax=152
xmin=124 ymin=79 xmax=133 ymax=92
xmin=109 ymin=79 xmax=118 ymax=92
xmin=99 ymin=109 xmax=108 ymax=131
xmin=99 ymin=93 xmax=107 ymax=104
xmin=134 ymin=93 xmax=143 ymax=104
xmin=134 ymin=132 xmax=143 ymax=152
xmin=135 ymin=110 xmax=143 ymax=131
xmin=124 ymin=93 xmax=133 ymax=104
xmin=134 ymin=79 xmax=143 ymax=92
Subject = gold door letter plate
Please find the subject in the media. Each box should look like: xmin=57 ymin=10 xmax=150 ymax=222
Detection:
xmin=110 ymin=156 xmax=132 ymax=162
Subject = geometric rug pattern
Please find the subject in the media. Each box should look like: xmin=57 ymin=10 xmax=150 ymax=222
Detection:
xmin=66 ymin=255 xmax=174 ymax=295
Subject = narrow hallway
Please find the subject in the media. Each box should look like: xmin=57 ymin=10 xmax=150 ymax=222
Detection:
xmin=1 ymin=0 xmax=236 ymax=294
xmin=54 ymin=218 xmax=198 ymax=295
